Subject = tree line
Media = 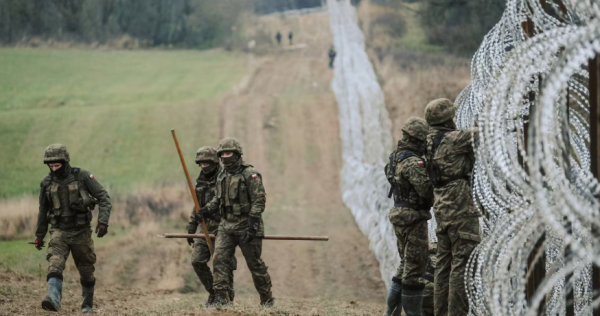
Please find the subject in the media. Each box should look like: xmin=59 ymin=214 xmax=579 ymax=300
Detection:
xmin=0 ymin=0 xmax=322 ymax=48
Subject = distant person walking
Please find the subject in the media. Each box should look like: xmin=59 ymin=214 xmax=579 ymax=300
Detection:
xmin=288 ymin=31 xmax=293 ymax=45
xmin=275 ymin=32 xmax=282 ymax=46
xmin=328 ymin=46 xmax=337 ymax=68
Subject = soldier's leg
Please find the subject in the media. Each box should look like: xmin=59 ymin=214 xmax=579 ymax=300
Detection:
xmin=70 ymin=229 xmax=97 ymax=313
xmin=239 ymin=238 xmax=273 ymax=304
xmin=401 ymin=220 xmax=429 ymax=316
xmin=447 ymin=217 xmax=480 ymax=316
xmin=228 ymin=255 xmax=237 ymax=301
xmin=191 ymin=240 xmax=214 ymax=293
xmin=434 ymin=221 xmax=451 ymax=316
xmin=385 ymin=225 xmax=406 ymax=316
xmin=43 ymin=230 xmax=69 ymax=311
xmin=212 ymin=232 xmax=237 ymax=300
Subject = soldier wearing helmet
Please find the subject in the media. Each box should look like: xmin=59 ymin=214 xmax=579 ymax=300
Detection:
xmin=383 ymin=117 xmax=433 ymax=316
xmin=35 ymin=144 xmax=112 ymax=313
xmin=187 ymin=146 xmax=236 ymax=305
xmin=424 ymin=98 xmax=480 ymax=316
xmin=202 ymin=137 xmax=273 ymax=307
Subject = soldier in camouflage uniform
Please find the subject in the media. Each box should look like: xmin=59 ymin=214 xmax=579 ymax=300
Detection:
xmin=34 ymin=144 xmax=112 ymax=313
xmin=424 ymin=99 xmax=480 ymax=316
xmin=187 ymin=146 xmax=236 ymax=305
xmin=384 ymin=117 xmax=433 ymax=316
xmin=203 ymin=137 xmax=274 ymax=306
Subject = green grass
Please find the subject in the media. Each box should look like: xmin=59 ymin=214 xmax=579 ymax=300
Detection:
xmin=0 ymin=48 xmax=246 ymax=198
xmin=396 ymin=2 xmax=444 ymax=53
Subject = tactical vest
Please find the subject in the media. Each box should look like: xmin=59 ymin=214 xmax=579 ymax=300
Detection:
xmin=216 ymin=165 xmax=254 ymax=221
xmin=45 ymin=168 xmax=96 ymax=228
xmin=387 ymin=150 xmax=429 ymax=209
xmin=195 ymin=175 xmax=220 ymax=222
xmin=427 ymin=131 xmax=470 ymax=188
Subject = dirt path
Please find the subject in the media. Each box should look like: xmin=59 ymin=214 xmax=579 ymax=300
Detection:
xmin=219 ymin=12 xmax=385 ymax=301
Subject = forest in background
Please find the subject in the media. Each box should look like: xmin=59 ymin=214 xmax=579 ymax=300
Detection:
xmin=0 ymin=0 xmax=322 ymax=49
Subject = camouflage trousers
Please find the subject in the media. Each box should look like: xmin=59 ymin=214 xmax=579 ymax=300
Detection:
xmin=212 ymin=233 xmax=272 ymax=296
xmin=423 ymin=279 xmax=434 ymax=316
xmin=191 ymin=237 xmax=237 ymax=296
xmin=46 ymin=228 xmax=96 ymax=285
xmin=393 ymin=219 xmax=429 ymax=286
xmin=434 ymin=217 xmax=480 ymax=316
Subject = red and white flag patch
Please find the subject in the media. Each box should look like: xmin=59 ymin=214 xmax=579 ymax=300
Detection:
xmin=252 ymin=174 xmax=258 ymax=179
xmin=417 ymin=161 xmax=424 ymax=166
xmin=90 ymin=174 xmax=94 ymax=179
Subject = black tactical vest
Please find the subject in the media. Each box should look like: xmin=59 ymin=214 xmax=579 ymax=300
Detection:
xmin=45 ymin=168 xmax=96 ymax=228
xmin=390 ymin=150 xmax=430 ymax=209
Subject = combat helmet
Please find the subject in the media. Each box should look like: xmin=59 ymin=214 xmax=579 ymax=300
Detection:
xmin=401 ymin=117 xmax=429 ymax=142
xmin=425 ymin=98 xmax=456 ymax=126
xmin=216 ymin=137 xmax=243 ymax=156
xmin=43 ymin=144 xmax=70 ymax=164
xmin=195 ymin=146 xmax=219 ymax=164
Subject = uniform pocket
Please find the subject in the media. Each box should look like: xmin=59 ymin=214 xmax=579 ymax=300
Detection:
xmin=229 ymin=177 xmax=240 ymax=199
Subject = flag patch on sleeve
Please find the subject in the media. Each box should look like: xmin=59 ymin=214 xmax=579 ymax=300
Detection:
xmin=417 ymin=161 xmax=424 ymax=166
xmin=252 ymin=174 xmax=258 ymax=179
xmin=90 ymin=174 xmax=94 ymax=179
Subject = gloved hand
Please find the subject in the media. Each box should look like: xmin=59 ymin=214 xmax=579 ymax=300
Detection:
xmin=241 ymin=215 xmax=260 ymax=244
xmin=187 ymin=238 xmax=194 ymax=246
xmin=95 ymin=223 xmax=108 ymax=238
xmin=35 ymin=237 xmax=45 ymax=250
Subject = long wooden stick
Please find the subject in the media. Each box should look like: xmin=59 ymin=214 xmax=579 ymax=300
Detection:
xmin=158 ymin=233 xmax=329 ymax=241
xmin=171 ymin=129 xmax=214 ymax=256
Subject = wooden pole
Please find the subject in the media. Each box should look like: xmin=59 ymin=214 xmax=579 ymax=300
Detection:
xmin=159 ymin=233 xmax=329 ymax=241
xmin=171 ymin=129 xmax=214 ymax=256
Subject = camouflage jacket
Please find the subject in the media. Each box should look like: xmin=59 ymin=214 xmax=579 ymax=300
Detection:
xmin=426 ymin=126 xmax=480 ymax=221
xmin=387 ymin=141 xmax=433 ymax=227
xmin=187 ymin=166 xmax=221 ymax=235
xmin=204 ymin=161 xmax=266 ymax=236
xmin=36 ymin=166 xmax=112 ymax=238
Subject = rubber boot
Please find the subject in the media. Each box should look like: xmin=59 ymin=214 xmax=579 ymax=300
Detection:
xmin=260 ymin=292 xmax=274 ymax=307
xmin=81 ymin=280 xmax=95 ymax=313
xmin=401 ymin=285 xmax=425 ymax=316
xmin=383 ymin=278 xmax=402 ymax=316
xmin=42 ymin=277 xmax=63 ymax=312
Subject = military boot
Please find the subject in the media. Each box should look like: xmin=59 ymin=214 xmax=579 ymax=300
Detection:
xmin=383 ymin=278 xmax=402 ymax=316
xmin=401 ymin=285 xmax=425 ymax=316
xmin=42 ymin=277 xmax=63 ymax=312
xmin=259 ymin=292 xmax=274 ymax=307
xmin=208 ymin=292 xmax=230 ymax=307
xmin=81 ymin=280 xmax=95 ymax=313
xmin=205 ymin=289 xmax=215 ymax=307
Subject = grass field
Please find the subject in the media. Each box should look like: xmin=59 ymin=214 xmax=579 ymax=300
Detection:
xmin=0 ymin=48 xmax=246 ymax=198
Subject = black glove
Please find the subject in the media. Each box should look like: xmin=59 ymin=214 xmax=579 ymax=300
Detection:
xmin=241 ymin=215 xmax=260 ymax=244
xmin=35 ymin=237 xmax=45 ymax=250
xmin=187 ymin=238 xmax=194 ymax=246
xmin=95 ymin=223 xmax=108 ymax=238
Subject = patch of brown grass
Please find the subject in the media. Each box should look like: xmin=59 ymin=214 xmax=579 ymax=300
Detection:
xmin=0 ymin=185 xmax=190 ymax=241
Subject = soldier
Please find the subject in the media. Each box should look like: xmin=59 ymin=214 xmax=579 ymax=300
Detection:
xmin=34 ymin=144 xmax=112 ymax=313
xmin=202 ymin=137 xmax=274 ymax=306
xmin=288 ymin=31 xmax=293 ymax=45
xmin=187 ymin=146 xmax=236 ymax=305
xmin=384 ymin=117 xmax=433 ymax=316
xmin=328 ymin=46 xmax=337 ymax=69
xmin=275 ymin=32 xmax=282 ymax=46
xmin=424 ymin=98 xmax=480 ymax=316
